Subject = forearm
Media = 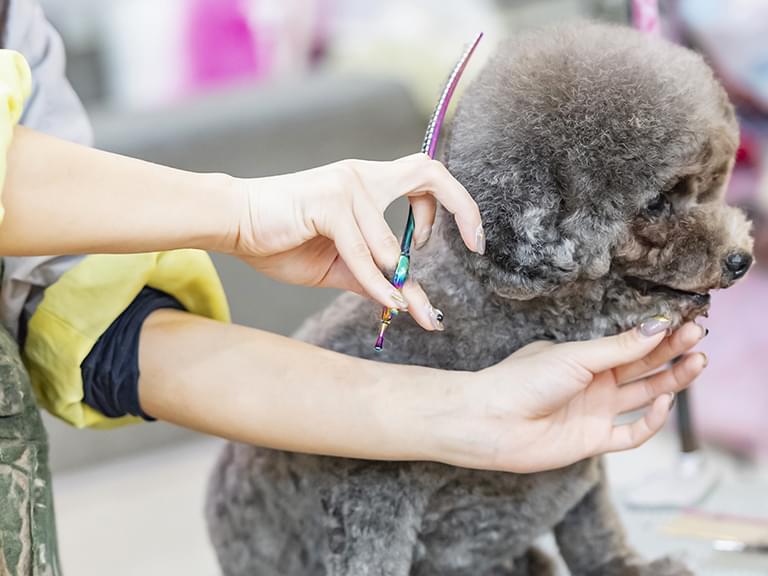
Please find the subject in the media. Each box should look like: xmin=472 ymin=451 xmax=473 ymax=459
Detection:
xmin=138 ymin=310 xmax=458 ymax=461
xmin=137 ymin=309 xmax=700 ymax=472
xmin=0 ymin=126 xmax=241 ymax=256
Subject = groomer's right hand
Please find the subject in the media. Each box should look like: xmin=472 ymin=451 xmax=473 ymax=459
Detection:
xmin=230 ymin=153 xmax=484 ymax=330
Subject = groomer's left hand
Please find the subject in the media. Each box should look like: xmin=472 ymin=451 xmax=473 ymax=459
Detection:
xmin=424 ymin=319 xmax=707 ymax=473
xmin=231 ymin=153 xmax=483 ymax=330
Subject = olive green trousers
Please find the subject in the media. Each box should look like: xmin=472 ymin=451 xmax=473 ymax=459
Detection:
xmin=0 ymin=324 xmax=60 ymax=576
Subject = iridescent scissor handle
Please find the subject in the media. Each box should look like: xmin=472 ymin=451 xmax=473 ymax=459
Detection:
xmin=374 ymin=32 xmax=483 ymax=351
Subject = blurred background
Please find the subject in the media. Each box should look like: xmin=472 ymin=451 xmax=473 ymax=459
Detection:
xmin=35 ymin=0 xmax=767 ymax=574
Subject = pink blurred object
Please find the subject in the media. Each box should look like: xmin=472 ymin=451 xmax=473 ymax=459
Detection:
xmin=695 ymin=268 xmax=768 ymax=461
xmin=309 ymin=0 xmax=333 ymax=65
xmin=186 ymin=0 xmax=262 ymax=90
xmin=184 ymin=0 xmax=328 ymax=94
xmin=632 ymin=0 xmax=660 ymax=34
xmin=735 ymin=130 xmax=761 ymax=170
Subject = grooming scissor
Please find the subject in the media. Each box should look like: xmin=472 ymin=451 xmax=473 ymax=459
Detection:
xmin=374 ymin=32 xmax=483 ymax=351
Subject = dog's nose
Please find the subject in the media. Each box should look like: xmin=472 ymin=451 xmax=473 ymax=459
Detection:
xmin=724 ymin=252 xmax=753 ymax=280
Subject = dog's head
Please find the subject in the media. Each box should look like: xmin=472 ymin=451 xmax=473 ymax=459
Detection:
xmin=445 ymin=22 xmax=753 ymax=319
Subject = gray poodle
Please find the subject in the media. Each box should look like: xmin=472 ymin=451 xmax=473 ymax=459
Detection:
xmin=206 ymin=22 xmax=753 ymax=576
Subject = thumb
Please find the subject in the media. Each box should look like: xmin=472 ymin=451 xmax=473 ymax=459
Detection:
xmin=557 ymin=316 xmax=671 ymax=374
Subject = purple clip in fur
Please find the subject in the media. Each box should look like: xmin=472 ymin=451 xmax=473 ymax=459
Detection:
xmin=374 ymin=32 xmax=483 ymax=351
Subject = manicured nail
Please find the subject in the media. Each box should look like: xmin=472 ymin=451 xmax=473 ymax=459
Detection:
xmin=391 ymin=291 xmax=407 ymax=310
xmin=704 ymin=328 xmax=709 ymax=337
xmin=639 ymin=315 xmax=671 ymax=337
xmin=475 ymin=224 xmax=486 ymax=255
xmin=667 ymin=392 xmax=677 ymax=412
xmin=414 ymin=227 xmax=432 ymax=250
xmin=426 ymin=305 xmax=445 ymax=331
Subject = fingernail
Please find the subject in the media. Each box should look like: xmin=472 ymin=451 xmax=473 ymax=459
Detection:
xmin=695 ymin=323 xmax=708 ymax=339
xmin=426 ymin=305 xmax=445 ymax=331
xmin=639 ymin=315 xmax=671 ymax=337
xmin=475 ymin=224 xmax=486 ymax=255
xmin=667 ymin=392 xmax=677 ymax=412
xmin=391 ymin=291 xmax=407 ymax=310
xmin=414 ymin=227 xmax=432 ymax=250
xmin=700 ymin=352 xmax=708 ymax=368
xmin=704 ymin=328 xmax=709 ymax=337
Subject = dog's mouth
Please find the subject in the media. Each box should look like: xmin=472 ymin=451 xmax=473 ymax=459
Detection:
xmin=624 ymin=276 xmax=711 ymax=307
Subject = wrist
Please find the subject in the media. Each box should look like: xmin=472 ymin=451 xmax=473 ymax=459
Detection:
xmin=190 ymin=172 xmax=246 ymax=254
xmin=411 ymin=367 xmax=517 ymax=471
xmin=371 ymin=365 xmax=474 ymax=464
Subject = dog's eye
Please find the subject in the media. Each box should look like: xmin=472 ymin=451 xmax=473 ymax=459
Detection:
xmin=666 ymin=177 xmax=689 ymax=196
xmin=645 ymin=193 xmax=669 ymax=217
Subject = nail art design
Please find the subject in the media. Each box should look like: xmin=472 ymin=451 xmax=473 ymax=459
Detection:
xmin=639 ymin=315 xmax=671 ymax=337
xmin=475 ymin=224 xmax=486 ymax=255
xmin=427 ymin=305 xmax=445 ymax=331
xmin=414 ymin=227 xmax=432 ymax=250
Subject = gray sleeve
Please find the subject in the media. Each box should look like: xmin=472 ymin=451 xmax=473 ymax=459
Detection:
xmin=0 ymin=0 xmax=93 ymax=339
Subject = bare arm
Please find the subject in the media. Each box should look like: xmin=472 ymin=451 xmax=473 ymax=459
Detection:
xmin=0 ymin=126 xmax=480 ymax=320
xmin=138 ymin=310 xmax=707 ymax=472
xmin=138 ymin=309 xmax=439 ymax=461
xmin=0 ymin=126 xmax=239 ymax=256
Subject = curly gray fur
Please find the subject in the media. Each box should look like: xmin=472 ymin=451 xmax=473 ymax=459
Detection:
xmin=206 ymin=22 xmax=752 ymax=576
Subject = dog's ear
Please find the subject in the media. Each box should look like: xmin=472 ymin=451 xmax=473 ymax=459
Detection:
xmin=443 ymin=139 xmax=616 ymax=301
xmin=442 ymin=182 xmax=601 ymax=300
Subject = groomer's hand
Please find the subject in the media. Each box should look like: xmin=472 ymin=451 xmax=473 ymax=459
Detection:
xmin=231 ymin=154 xmax=483 ymax=330
xmin=425 ymin=319 xmax=707 ymax=472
